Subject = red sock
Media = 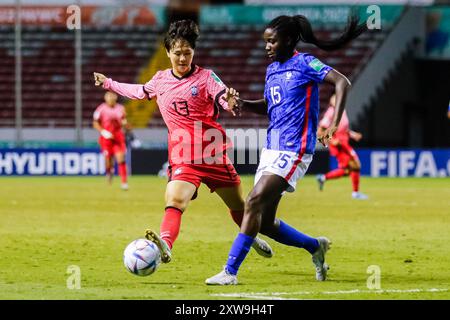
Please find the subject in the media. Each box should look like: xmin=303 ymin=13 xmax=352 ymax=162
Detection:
xmin=350 ymin=171 xmax=360 ymax=192
xmin=118 ymin=162 xmax=127 ymax=183
xmin=160 ymin=207 xmax=183 ymax=249
xmin=325 ymin=168 xmax=346 ymax=180
xmin=229 ymin=210 xmax=244 ymax=227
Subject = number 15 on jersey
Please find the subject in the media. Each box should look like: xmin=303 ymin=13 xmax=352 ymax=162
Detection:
xmin=270 ymin=86 xmax=282 ymax=104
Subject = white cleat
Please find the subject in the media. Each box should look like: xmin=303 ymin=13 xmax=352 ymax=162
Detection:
xmin=312 ymin=237 xmax=332 ymax=281
xmin=252 ymin=237 xmax=273 ymax=258
xmin=121 ymin=183 xmax=129 ymax=191
xmin=145 ymin=229 xmax=172 ymax=263
xmin=352 ymin=192 xmax=368 ymax=200
xmin=205 ymin=267 xmax=238 ymax=285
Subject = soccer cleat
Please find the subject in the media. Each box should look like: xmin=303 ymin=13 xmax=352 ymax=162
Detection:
xmin=311 ymin=237 xmax=332 ymax=281
xmin=316 ymin=174 xmax=326 ymax=191
xmin=252 ymin=237 xmax=273 ymax=258
xmin=205 ymin=267 xmax=238 ymax=285
xmin=145 ymin=229 xmax=172 ymax=263
xmin=121 ymin=183 xmax=129 ymax=191
xmin=352 ymin=192 xmax=368 ymax=200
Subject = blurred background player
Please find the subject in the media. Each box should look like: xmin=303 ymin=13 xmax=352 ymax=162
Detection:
xmin=93 ymin=20 xmax=273 ymax=264
xmin=93 ymin=91 xmax=129 ymax=190
xmin=316 ymin=94 xmax=368 ymax=200
xmin=206 ymin=14 xmax=366 ymax=285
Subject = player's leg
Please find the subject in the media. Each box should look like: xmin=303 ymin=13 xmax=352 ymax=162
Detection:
xmin=214 ymin=184 xmax=273 ymax=258
xmin=247 ymin=174 xmax=321 ymax=255
xmin=348 ymin=151 xmax=368 ymax=200
xmin=105 ymin=154 xmax=114 ymax=184
xmin=146 ymin=179 xmax=197 ymax=263
xmin=113 ymin=139 xmax=128 ymax=190
xmin=206 ymin=175 xmax=281 ymax=285
xmin=247 ymin=174 xmax=330 ymax=281
xmin=316 ymin=145 xmax=348 ymax=191
xmin=207 ymin=150 xmax=330 ymax=284
xmin=101 ymin=138 xmax=114 ymax=184
xmin=114 ymin=151 xmax=128 ymax=190
xmin=213 ymin=183 xmax=245 ymax=225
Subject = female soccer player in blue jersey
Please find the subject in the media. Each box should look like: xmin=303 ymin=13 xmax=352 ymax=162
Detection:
xmin=206 ymin=15 xmax=367 ymax=285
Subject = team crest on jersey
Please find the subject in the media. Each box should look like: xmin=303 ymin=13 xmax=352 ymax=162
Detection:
xmin=191 ymin=85 xmax=198 ymax=97
xmin=174 ymin=168 xmax=182 ymax=175
xmin=286 ymin=71 xmax=293 ymax=80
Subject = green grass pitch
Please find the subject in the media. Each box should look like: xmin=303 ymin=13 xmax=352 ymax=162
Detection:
xmin=0 ymin=175 xmax=449 ymax=300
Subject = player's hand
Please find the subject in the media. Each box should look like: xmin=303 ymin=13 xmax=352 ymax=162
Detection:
xmin=101 ymin=129 xmax=113 ymax=139
xmin=222 ymin=87 xmax=242 ymax=117
xmin=318 ymin=126 xmax=337 ymax=146
xmin=350 ymin=131 xmax=363 ymax=142
xmin=94 ymin=72 xmax=107 ymax=86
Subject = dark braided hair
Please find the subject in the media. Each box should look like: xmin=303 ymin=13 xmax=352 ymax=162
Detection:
xmin=164 ymin=19 xmax=200 ymax=51
xmin=267 ymin=14 xmax=367 ymax=52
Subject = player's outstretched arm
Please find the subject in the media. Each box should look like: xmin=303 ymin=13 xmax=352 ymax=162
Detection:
xmin=93 ymin=72 xmax=149 ymax=100
xmin=319 ymin=69 xmax=351 ymax=145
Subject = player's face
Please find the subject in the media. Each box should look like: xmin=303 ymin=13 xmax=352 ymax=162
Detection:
xmin=263 ymin=28 xmax=290 ymax=62
xmin=167 ymin=40 xmax=194 ymax=77
xmin=104 ymin=92 xmax=117 ymax=106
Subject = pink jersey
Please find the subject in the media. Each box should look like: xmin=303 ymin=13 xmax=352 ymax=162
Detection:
xmin=93 ymin=103 xmax=126 ymax=134
xmin=103 ymin=65 xmax=231 ymax=164
xmin=319 ymin=105 xmax=350 ymax=143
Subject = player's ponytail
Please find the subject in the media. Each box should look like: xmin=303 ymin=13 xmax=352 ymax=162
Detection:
xmin=164 ymin=19 xmax=200 ymax=51
xmin=268 ymin=14 xmax=367 ymax=52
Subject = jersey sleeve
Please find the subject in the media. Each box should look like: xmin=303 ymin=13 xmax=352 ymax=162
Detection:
xmin=206 ymin=70 xmax=228 ymax=110
xmin=142 ymin=72 xmax=159 ymax=100
xmin=299 ymin=54 xmax=332 ymax=83
xmin=319 ymin=107 xmax=334 ymax=129
xmin=93 ymin=105 xmax=102 ymax=121
xmin=103 ymin=72 xmax=159 ymax=100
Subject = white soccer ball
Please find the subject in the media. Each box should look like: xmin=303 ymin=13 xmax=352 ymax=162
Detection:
xmin=123 ymin=239 xmax=161 ymax=276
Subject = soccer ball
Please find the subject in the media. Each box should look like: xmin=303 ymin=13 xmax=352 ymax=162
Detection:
xmin=123 ymin=239 xmax=161 ymax=276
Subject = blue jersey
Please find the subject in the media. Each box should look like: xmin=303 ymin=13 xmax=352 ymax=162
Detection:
xmin=264 ymin=52 xmax=332 ymax=155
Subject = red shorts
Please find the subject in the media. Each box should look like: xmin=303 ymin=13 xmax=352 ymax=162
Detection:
xmin=99 ymin=134 xmax=126 ymax=158
xmin=167 ymin=163 xmax=241 ymax=200
xmin=329 ymin=140 xmax=359 ymax=169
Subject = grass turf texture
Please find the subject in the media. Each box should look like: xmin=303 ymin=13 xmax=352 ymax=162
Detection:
xmin=0 ymin=176 xmax=449 ymax=300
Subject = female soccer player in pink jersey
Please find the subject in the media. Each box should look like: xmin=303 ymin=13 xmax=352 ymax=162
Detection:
xmin=316 ymin=94 xmax=368 ymax=199
xmin=93 ymin=20 xmax=272 ymax=264
xmin=93 ymin=91 xmax=129 ymax=190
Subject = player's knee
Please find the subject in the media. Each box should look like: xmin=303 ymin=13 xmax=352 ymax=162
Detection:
xmin=166 ymin=195 xmax=189 ymax=212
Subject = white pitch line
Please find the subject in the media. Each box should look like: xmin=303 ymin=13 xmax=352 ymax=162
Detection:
xmin=210 ymin=288 xmax=448 ymax=300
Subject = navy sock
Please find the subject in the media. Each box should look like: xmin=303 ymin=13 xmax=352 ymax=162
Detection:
xmin=225 ymin=233 xmax=254 ymax=275
xmin=269 ymin=220 xmax=319 ymax=254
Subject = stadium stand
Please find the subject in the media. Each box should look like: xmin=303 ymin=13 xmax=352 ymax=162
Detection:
xmin=0 ymin=25 xmax=163 ymax=127
xmin=0 ymin=23 xmax=387 ymax=129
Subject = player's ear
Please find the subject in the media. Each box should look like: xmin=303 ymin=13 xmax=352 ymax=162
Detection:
xmin=166 ymin=50 xmax=170 ymax=58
